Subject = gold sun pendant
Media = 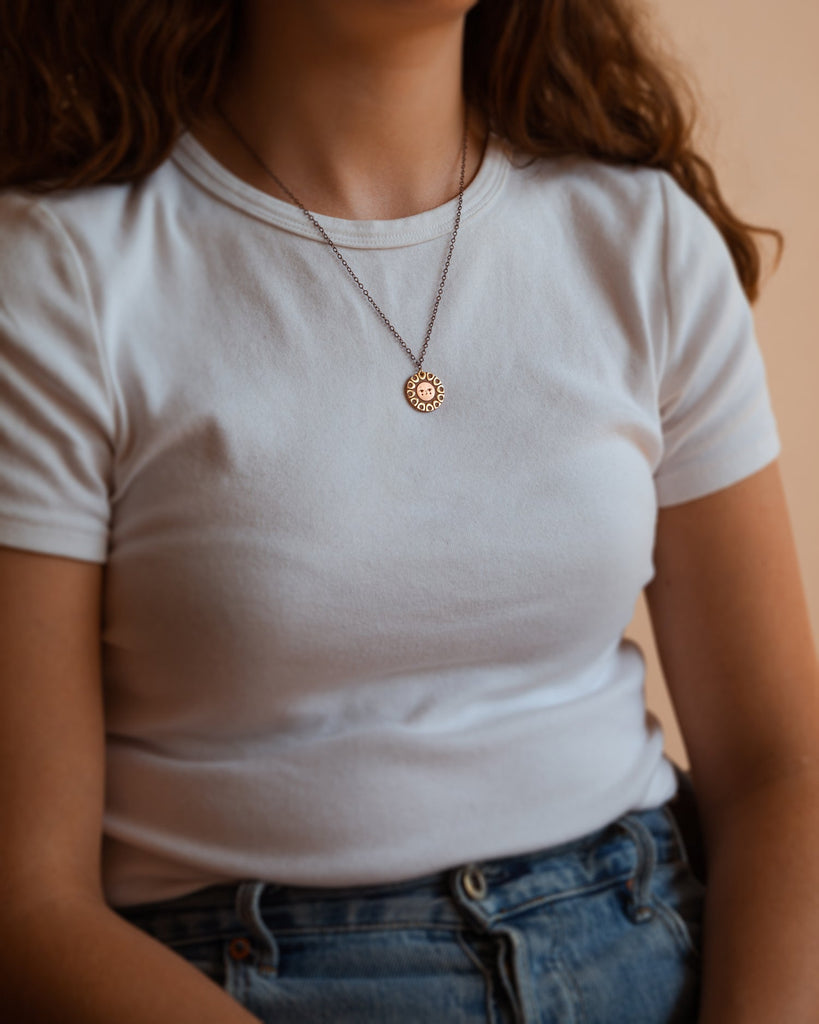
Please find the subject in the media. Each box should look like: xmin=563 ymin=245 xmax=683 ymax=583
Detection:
xmin=405 ymin=370 xmax=445 ymax=413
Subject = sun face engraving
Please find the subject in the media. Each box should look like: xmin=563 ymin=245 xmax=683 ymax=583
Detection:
xmin=405 ymin=371 xmax=445 ymax=413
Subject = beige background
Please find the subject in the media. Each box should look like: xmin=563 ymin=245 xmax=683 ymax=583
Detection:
xmin=630 ymin=0 xmax=819 ymax=766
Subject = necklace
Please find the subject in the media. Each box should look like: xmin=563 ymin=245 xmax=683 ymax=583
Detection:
xmin=215 ymin=105 xmax=468 ymax=413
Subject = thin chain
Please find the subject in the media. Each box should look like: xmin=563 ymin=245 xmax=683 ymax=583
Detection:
xmin=215 ymin=104 xmax=468 ymax=370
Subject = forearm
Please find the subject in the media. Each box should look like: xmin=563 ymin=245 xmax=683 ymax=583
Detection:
xmin=0 ymin=892 xmax=260 ymax=1024
xmin=697 ymin=769 xmax=819 ymax=1023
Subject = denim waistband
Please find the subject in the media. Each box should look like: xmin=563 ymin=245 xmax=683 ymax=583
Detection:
xmin=118 ymin=804 xmax=684 ymax=947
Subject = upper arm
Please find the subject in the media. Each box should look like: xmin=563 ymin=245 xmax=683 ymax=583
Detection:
xmin=0 ymin=547 xmax=106 ymax=903
xmin=646 ymin=461 xmax=819 ymax=822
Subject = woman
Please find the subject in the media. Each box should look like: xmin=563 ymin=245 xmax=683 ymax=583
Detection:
xmin=1 ymin=1 xmax=818 ymax=1021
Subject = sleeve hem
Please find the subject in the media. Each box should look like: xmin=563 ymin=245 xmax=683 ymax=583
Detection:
xmin=0 ymin=514 xmax=108 ymax=563
xmin=655 ymin=433 xmax=781 ymax=508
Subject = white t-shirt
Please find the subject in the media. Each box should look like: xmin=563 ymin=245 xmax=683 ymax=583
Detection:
xmin=0 ymin=135 xmax=779 ymax=906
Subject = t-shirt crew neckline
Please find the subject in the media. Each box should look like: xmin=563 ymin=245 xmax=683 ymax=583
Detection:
xmin=172 ymin=130 xmax=509 ymax=249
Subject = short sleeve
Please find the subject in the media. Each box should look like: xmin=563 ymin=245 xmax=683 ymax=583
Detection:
xmin=653 ymin=174 xmax=780 ymax=507
xmin=0 ymin=193 xmax=114 ymax=561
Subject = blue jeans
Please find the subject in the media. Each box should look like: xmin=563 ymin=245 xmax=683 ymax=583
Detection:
xmin=118 ymin=805 xmax=703 ymax=1022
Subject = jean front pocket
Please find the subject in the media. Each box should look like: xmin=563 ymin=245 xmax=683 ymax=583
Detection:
xmin=220 ymin=924 xmax=492 ymax=1024
xmin=649 ymin=857 xmax=706 ymax=962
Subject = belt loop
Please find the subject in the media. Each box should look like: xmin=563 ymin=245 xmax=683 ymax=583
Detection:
xmin=617 ymin=814 xmax=656 ymax=923
xmin=234 ymin=881 xmax=280 ymax=972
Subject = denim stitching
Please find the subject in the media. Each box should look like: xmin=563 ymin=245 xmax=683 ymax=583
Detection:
xmin=550 ymin=907 xmax=585 ymax=1024
xmin=456 ymin=930 xmax=505 ymax=1024
xmin=478 ymin=870 xmax=635 ymax=924
xmin=650 ymin=895 xmax=701 ymax=961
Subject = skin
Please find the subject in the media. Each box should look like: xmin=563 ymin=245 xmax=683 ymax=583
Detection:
xmin=647 ymin=463 xmax=819 ymax=1022
xmin=2 ymin=1 xmax=819 ymax=1021
xmin=193 ymin=0 xmax=485 ymax=219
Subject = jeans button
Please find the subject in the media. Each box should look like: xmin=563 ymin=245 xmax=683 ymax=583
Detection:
xmin=462 ymin=865 xmax=488 ymax=901
xmin=229 ymin=937 xmax=253 ymax=960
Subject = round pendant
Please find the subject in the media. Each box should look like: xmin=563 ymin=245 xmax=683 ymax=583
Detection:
xmin=405 ymin=370 xmax=445 ymax=412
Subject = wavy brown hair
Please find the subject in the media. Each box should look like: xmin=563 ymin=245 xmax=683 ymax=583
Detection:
xmin=1 ymin=0 xmax=779 ymax=299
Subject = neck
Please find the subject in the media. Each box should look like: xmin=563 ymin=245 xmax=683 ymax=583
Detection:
xmin=194 ymin=0 xmax=482 ymax=219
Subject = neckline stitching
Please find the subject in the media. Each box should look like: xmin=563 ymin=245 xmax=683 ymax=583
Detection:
xmin=171 ymin=132 xmax=509 ymax=249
